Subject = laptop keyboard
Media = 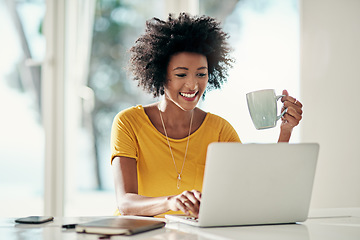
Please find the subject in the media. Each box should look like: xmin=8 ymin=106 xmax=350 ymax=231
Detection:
xmin=185 ymin=216 xmax=198 ymax=222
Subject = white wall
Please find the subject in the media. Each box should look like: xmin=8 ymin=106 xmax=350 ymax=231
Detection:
xmin=301 ymin=0 xmax=360 ymax=208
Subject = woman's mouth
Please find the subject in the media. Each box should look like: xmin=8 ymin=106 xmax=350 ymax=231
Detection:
xmin=179 ymin=91 xmax=198 ymax=101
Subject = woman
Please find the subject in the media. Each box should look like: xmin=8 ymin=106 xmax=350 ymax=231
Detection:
xmin=111 ymin=13 xmax=302 ymax=217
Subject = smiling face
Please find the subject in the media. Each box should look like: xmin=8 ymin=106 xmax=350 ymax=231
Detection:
xmin=164 ymin=52 xmax=209 ymax=111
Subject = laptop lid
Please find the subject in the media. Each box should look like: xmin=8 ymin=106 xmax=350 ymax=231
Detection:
xmin=196 ymin=143 xmax=319 ymax=227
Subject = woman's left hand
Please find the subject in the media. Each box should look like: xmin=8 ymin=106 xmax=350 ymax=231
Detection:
xmin=278 ymin=89 xmax=303 ymax=141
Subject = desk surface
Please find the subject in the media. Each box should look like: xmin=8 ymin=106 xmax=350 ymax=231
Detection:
xmin=1 ymin=208 xmax=360 ymax=240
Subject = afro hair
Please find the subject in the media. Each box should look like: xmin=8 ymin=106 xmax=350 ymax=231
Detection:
xmin=129 ymin=13 xmax=233 ymax=97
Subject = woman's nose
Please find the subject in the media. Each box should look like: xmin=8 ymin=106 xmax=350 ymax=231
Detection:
xmin=185 ymin=76 xmax=198 ymax=90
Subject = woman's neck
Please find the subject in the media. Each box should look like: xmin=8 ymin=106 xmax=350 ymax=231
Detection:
xmin=158 ymin=99 xmax=195 ymax=130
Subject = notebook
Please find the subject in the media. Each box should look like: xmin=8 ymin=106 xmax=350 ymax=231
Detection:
xmin=165 ymin=143 xmax=319 ymax=227
xmin=75 ymin=217 xmax=166 ymax=235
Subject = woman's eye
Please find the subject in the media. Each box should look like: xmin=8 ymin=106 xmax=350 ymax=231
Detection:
xmin=197 ymin=73 xmax=207 ymax=78
xmin=175 ymin=74 xmax=187 ymax=78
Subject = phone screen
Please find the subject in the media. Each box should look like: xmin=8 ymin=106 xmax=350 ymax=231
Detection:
xmin=15 ymin=216 xmax=54 ymax=224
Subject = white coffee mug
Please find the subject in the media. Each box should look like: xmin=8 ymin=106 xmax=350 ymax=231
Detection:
xmin=246 ymin=89 xmax=287 ymax=130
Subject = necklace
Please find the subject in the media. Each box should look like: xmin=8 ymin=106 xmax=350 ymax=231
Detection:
xmin=158 ymin=106 xmax=194 ymax=189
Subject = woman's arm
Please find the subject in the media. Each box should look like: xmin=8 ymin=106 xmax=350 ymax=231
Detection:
xmin=278 ymin=90 xmax=303 ymax=142
xmin=112 ymin=156 xmax=201 ymax=216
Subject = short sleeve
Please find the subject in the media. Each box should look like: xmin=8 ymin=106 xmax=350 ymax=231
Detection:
xmin=110 ymin=110 xmax=139 ymax=164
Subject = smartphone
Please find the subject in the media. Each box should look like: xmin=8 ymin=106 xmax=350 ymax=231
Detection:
xmin=15 ymin=216 xmax=54 ymax=224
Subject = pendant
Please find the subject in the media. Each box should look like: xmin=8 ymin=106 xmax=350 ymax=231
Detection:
xmin=177 ymin=174 xmax=181 ymax=189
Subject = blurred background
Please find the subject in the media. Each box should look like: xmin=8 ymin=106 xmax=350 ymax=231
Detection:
xmin=1 ymin=0 xmax=358 ymax=217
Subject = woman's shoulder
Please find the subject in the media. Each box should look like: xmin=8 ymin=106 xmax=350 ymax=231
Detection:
xmin=114 ymin=105 xmax=147 ymax=123
xmin=205 ymin=112 xmax=232 ymax=126
xmin=204 ymin=112 xmax=240 ymax=142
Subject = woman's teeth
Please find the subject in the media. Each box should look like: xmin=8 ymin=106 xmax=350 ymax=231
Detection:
xmin=180 ymin=92 xmax=197 ymax=98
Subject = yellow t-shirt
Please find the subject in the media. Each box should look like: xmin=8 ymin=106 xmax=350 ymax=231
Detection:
xmin=111 ymin=105 xmax=241 ymax=215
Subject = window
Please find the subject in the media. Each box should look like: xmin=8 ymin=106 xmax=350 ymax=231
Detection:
xmin=201 ymin=0 xmax=300 ymax=143
xmin=0 ymin=0 xmax=299 ymax=217
xmin=0 ymin=0 xmax=45 ymax=217
xmin=64 ymin=0 xmax=165 ymax=216
xmin=64 ymin=0 xmax=299 ymax=216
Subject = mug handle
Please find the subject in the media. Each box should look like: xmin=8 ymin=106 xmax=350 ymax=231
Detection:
xmin=276 ymin=94 xmax=285 ymax=101
xmin=276 ymin=95 xmax=287 ymax=121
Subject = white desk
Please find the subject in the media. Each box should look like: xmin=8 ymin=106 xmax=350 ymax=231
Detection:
xmin=1 ymin=209 xmax=360 ymax=240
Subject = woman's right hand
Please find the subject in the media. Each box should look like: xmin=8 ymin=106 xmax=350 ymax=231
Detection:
xmin=167 ymin=190 xmax=202 ymax=217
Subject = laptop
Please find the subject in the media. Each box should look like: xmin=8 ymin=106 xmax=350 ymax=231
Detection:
xmin=165 ymin=142 xmax=319 ymax=227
